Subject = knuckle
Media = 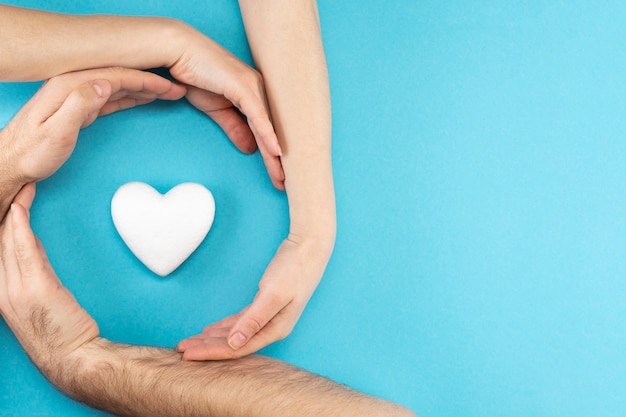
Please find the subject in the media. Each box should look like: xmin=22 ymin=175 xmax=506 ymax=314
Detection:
xmin=258 ymin=287 xmax=284 ymax=306
xmin=65 ymin=88 xmax=93 ymax=113
xmin=14 ymin=240 xmax=29 ymax=263
xmin=244 ymin=316 xmax=264 ymax=334
xmin=43 ymin=76 xmax=64 ymax=91
xmin=238 ymin=69 xmax=264 ymax=98
xmin=105 ymin=66 xmax=125 ymax=76
xmin=249 ymin=69 xmax=263 ymax=89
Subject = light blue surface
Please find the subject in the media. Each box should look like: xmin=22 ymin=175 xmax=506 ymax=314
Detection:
xmin=2 ymin=1 xmax=626 ymax=416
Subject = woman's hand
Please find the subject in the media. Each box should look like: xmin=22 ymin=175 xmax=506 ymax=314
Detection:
xmin=177 ymin=236 xmax=332 ymax=360
xmin=168 ymin=24 xmax=285 ymax=189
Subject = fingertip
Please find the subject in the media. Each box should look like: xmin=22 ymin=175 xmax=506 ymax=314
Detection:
xmin=176 ymin=338 xmax=194 ymax=352
xmin=91 ymin=79 xmax=112 ymax=99
xmin=273 ymin=138 xmax=283 ymax=157
xmin=181 ymin=348 xmax=205 ymax=361
xmin=9 ymin=203 xmax=33 ymax=249
xmin=171 ymin=82 xmax=188 ymax=98
xmin=14 ymin=183 xmax=36 ymax=212
xmin=270 ymin=166 xmax=286 ymax=190
xmin=227 ymin=331 xmax=248 ymax=351
xmin=273 ymin=179 xmax=286 ymax=191
xmin=241 ymin=141 xmax=258 ymax=154
xmin=9 ymin=203 xmax=27 ymax=225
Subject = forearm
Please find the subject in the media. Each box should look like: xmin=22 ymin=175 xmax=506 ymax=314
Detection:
xmin=0 ymin=5 xmax=183 ymax=215
xmin=52 ymin=338 xmax=405 ymax=417
xmin=0 ymin=130 xmax=26 ymax=220
xmin=0 ymin=5 xmax=185 ymax=81
xmin=238 ymin=0 xmax=336 ymax=252
xmin=0 ymin=167 xmax=22 ymax=222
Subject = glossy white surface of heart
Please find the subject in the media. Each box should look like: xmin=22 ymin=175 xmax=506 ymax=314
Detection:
xmin=111 ymin=182 xmax=215 ymax=276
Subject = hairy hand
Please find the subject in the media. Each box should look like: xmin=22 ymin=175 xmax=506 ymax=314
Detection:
xmin=1 ymin=67 xmax=186 ymax=184
xmin=177 ymin=237 xmax=330 ymax=360
xmin=0 ymin=184 xmax=99 ymax=378
xmin=169 ymin=26 xmax=284 ymax=189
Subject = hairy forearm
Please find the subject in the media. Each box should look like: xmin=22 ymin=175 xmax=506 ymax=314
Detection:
xmin=0 ymin=132 xmax=24 ymax=221
xmin=0 ymin=181 xmax=22 ymax=223
xmin=0 ymin=5 xmax=184 ymax=81
xmin=238 ymin=0 xmax=336 ymax=251
xmin=51 ymin=338 xmax=407 ymax=417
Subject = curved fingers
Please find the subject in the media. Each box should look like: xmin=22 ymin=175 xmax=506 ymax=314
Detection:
xmin=226 ymin=289 xmax=289 ymax=350
xmin=185 ymin=86 xmax=257 ymax=154
xmin=181 ymin=314 xmax=293 ymax=361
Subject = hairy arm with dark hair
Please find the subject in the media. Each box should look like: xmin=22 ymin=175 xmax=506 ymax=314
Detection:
xmin=0 ymin=186 xmax=414 ymax=417
xmin=0 ymin=67 xmax=186 ymax=222
xmin=0 ymin=68 xmax=415 ymax=417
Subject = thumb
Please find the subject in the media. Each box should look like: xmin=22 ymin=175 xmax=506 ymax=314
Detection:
xmin=13 ymin=183 xmax=36 ymax=214
xmin=10 ymin=202 xmax=43 ymax=279
xmin=227 ymin=291 xmax=286 ymax=351
xmin=45 ymin=80 xmax=112 ymax=134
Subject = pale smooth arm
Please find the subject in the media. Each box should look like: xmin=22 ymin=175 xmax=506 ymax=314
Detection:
xmin=0 ymin=5 xmax=179 ymax=80
xmin=239 ymin=0 xmax=336 ymax=248
xmin=177 ymin=0 xmax=337 ymax=359
xmin=0 ymin=4 xmax=283 ymax=186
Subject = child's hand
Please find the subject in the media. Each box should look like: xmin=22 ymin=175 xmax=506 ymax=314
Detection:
xmin=177 ymin=236 xmax=331 ymax=360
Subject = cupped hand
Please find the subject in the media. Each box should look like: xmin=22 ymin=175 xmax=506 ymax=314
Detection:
xmin=177 ymin=237 xmax=330 ymax=360
xmin=1 ymin=67 xmax=186 ymax=184
xmin=0 ymin=184 xmax=99 ymax=374
xmin=168 ymin=25 xmax=284 ymax=189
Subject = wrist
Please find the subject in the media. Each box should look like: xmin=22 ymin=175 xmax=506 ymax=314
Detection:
xmin=46 ymin=337 xmax=114 ymax=397
xmin=157 ymin=18 xmax=193 ymax=69
xmin=288 ymin=207 xmax=336 ymax=261
xmin=287 ymin=226 xmax=336 ymax=262
xmin=0 ymin=133 xmax=27 ymax=219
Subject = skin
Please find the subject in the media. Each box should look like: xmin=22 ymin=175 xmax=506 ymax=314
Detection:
xmin=0 ymin=4 xmax=335 ymax=356
xmin=0 ymin=186 xmax=414 ymax=417
xmin=0 ymin=67 xmax=187 ymax=219
xmin=0 ymin=4 xmax=283 ymax=187
xmin=178 ymin=0 xmax=337 ymax=360
xmin=0 ymin=70 xmax=415 ymax=417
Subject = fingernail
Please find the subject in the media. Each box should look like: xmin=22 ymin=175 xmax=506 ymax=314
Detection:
xmin=93 ymin=83 xmax=104 ymax=97
xmin=228 ymin=332 xmax=247 ymax=350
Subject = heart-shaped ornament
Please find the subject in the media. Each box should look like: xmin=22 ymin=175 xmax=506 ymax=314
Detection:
xmin=111 ymin=182 xmax=215 ymax=276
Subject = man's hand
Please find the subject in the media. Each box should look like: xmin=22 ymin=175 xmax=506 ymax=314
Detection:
xmin=177 ymin=237 xmax=331 ymax=360
xmin=2 ymin=67 xmax=186 ymax=184
xmin=0 ymin=67 xmax=186 ymax=220
xmin=0 ymin=184 xmax=99 ymax=378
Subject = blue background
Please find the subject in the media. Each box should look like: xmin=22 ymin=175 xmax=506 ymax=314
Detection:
xmin=1 ymin=1 xmax=626 ymax=415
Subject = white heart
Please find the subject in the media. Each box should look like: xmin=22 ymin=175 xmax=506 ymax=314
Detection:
xmin=111 ymin=182 xmax=215 ymax=277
